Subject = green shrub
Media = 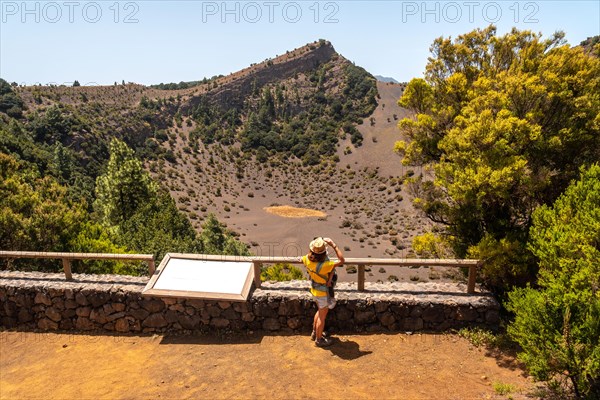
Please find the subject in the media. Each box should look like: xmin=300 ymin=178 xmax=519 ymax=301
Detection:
xmin=260 ymin=263 xmax=305 ymax=281
xmin=458 ymin=327 xmax=498 ymax=348
xmin=507 ymin=164 xmax=600 ymax=399
xmin=492 ymin=382 xmax=515 ymax=396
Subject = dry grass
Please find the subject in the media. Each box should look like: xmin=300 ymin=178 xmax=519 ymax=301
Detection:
xmin=263 ymin=205 xmax=327 ymax=218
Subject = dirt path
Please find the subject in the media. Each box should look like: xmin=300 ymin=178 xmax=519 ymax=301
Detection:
xmin=0 ymin=331 xmax=535 ymax=400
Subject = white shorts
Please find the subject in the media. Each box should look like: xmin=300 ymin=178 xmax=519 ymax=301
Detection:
xmin=313 ymin=295 xmax=336 ymax=310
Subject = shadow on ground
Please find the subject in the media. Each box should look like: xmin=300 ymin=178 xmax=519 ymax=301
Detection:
xmin=325 ymin=337 xmax=373 ymax=360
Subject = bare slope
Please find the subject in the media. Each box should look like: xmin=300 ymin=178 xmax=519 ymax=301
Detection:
xmin=157 ymin=80 xmax=433 ymax=276
xmin=14 ymin=42 xmax=433 ymax=279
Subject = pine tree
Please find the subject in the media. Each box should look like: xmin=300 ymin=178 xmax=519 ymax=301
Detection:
xmin=200 ymin=214 xmax=249 ymax=256
xmin=94 ymin=139 xmax=158 ymax=226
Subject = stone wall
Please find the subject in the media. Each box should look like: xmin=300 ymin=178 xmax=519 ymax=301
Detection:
xmin=0 ymin=271 xmax=500 ymax=334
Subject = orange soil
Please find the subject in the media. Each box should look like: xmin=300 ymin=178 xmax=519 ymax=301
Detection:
xmin=263 ymin=205 xmax=327 ymax=218
xmin=0 ymin=331 xmax=536 ymax=400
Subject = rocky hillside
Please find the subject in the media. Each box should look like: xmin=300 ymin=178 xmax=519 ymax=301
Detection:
xmin=180 ymin=40 xmax=339 ymax=113
xmin=3 ymin=40 xmax=432 ymax=276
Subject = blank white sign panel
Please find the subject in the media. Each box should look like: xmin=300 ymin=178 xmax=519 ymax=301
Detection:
xmin=154 ymin=258 xmax=251 ymax=293
xmin=142 ymin=255 xmax=255 ymax=301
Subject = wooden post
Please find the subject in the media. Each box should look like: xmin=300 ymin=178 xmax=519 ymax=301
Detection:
xmin=467 ymin=264 xmax=477 ymax=294
xmin=253 ymin=262 xmax=262 ymax=288
xmin=357 ymin=265 xmax=365 ymax=291
xmin=148 ymin=259 xmax=156 ymax=276
xmin=62 ymin=258 xmax=72 ymax=281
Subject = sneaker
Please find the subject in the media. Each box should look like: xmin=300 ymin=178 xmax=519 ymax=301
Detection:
xmin=310 ymin=330 xmax=329 ymax=341
xmin=315 ymin=336 xmax=334 ymax=347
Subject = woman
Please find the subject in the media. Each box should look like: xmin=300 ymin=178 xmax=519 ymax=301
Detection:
xmin=301 ymin=237 xmax=345 ymax=347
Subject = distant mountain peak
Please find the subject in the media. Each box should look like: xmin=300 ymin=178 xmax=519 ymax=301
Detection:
xmin=375 ymin=75 xmax=399 ymax=84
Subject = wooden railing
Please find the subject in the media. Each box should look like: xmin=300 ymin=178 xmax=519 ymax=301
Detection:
xmin=0 ymin=251 xmax=156 ymax=280
xmin=166 ymin=254 xmax=482 ymax=294
xmin=0 ymin=252 xmax=481 ymax=294
xmin=256 ymin=257 xmax=480 ymax=294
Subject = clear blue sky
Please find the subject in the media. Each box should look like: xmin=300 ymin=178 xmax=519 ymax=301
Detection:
xmin=1 ymin=1 xmax=599 ymax=86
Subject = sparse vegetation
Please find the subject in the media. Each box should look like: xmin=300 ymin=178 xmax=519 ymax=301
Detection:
xmin=492 ymin=382 xmax=515 ymax=396
xmin=458 ymin=327 xmax=501 ymax=348
xmin=260 ymin=263 xmax=305 ymax=281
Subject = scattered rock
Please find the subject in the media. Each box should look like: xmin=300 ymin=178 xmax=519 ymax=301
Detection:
xmin=107 ymin=311 xmax=126 ymax=322
xmin=217 ymin=301 xmax=231 ymax=310
xmin=402 ymin=317 xmax=423 ymax=331
xmin=485 ymin=310 xmax=499 ymax=324
xmin=335 ymin=306 xmax=353 ymax=321
xmin=75 ymin=306 xmax=91 ymax=318
xmin=129 ymin=308 xmax=150 ymax=320
xmin=89 ymin=308 xmax=108 ymax=324
xmin=380 ymin=312 xmax=396 ymax=327
xmin=17 ymin=308 xmax=33 ymax=323
xmin=37 ymin=318 xmax=58 ymax=330
xmin=221 ymin=307 xmax=240 ymax=320
xmin=286 ymin=317 xmax=302 ymax=330
xmin=262 ymin=318 xmax=280 ymax=331
xmin=103 ymin=304 xmax=115 ymax=315
xmin=422 ymin=306 xmax=445 ymax=323
xmin=162 ymin=298 xmax=177 ymax=306
xmin=64 ymin=299 xmax=78 ymax=309
xmin=75 ymin=292 xmax=89 ymax=306
xmin=241 ymin=312 xmax=255 ymax=322
xmin=233 ymin=302 xmax=250 ymax=313
xmin=169 ymin=303 xmax=185 ymax=312
xmin=456 ymin=307 xmax=478 ymax=322
xmin=44 ymin=307 xmax=62 ymax=322
xmin=88 ymin=292 xmax=110 ymax=308
xmin=186 ymin=299 xmax=205 ymax=309
xmin=210 ymin=318 xmax=230 ymax=329
xmin=354 ymin=310 xmax=376 ymax=324
xmin=164 ymin=310 xmax=179 ymax=324
xmin=178 ymin=315 xmax=201 ymax=330
xmin=206 ymin=305 xmax=222 ymax=318
xmin=374 ymin=303 xmax=389 ymax=313
xmin=34 ymin=293 xmax=52 ymax=306
xmin=75 ymin=317 xmax=95 ymax=331
xmin=140 ymin=299 xmax=165 ymax=313
xmin=114 ymin=318 xmax=130 ymax=333
xmin=143 ymin=313 xmax=168 ymax=328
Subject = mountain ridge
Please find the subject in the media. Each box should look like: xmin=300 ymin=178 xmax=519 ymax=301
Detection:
xmin=181 ymin=39 xmax=339 ymax=113
xmin=374 ymin=75 xmax=399 ymax=83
